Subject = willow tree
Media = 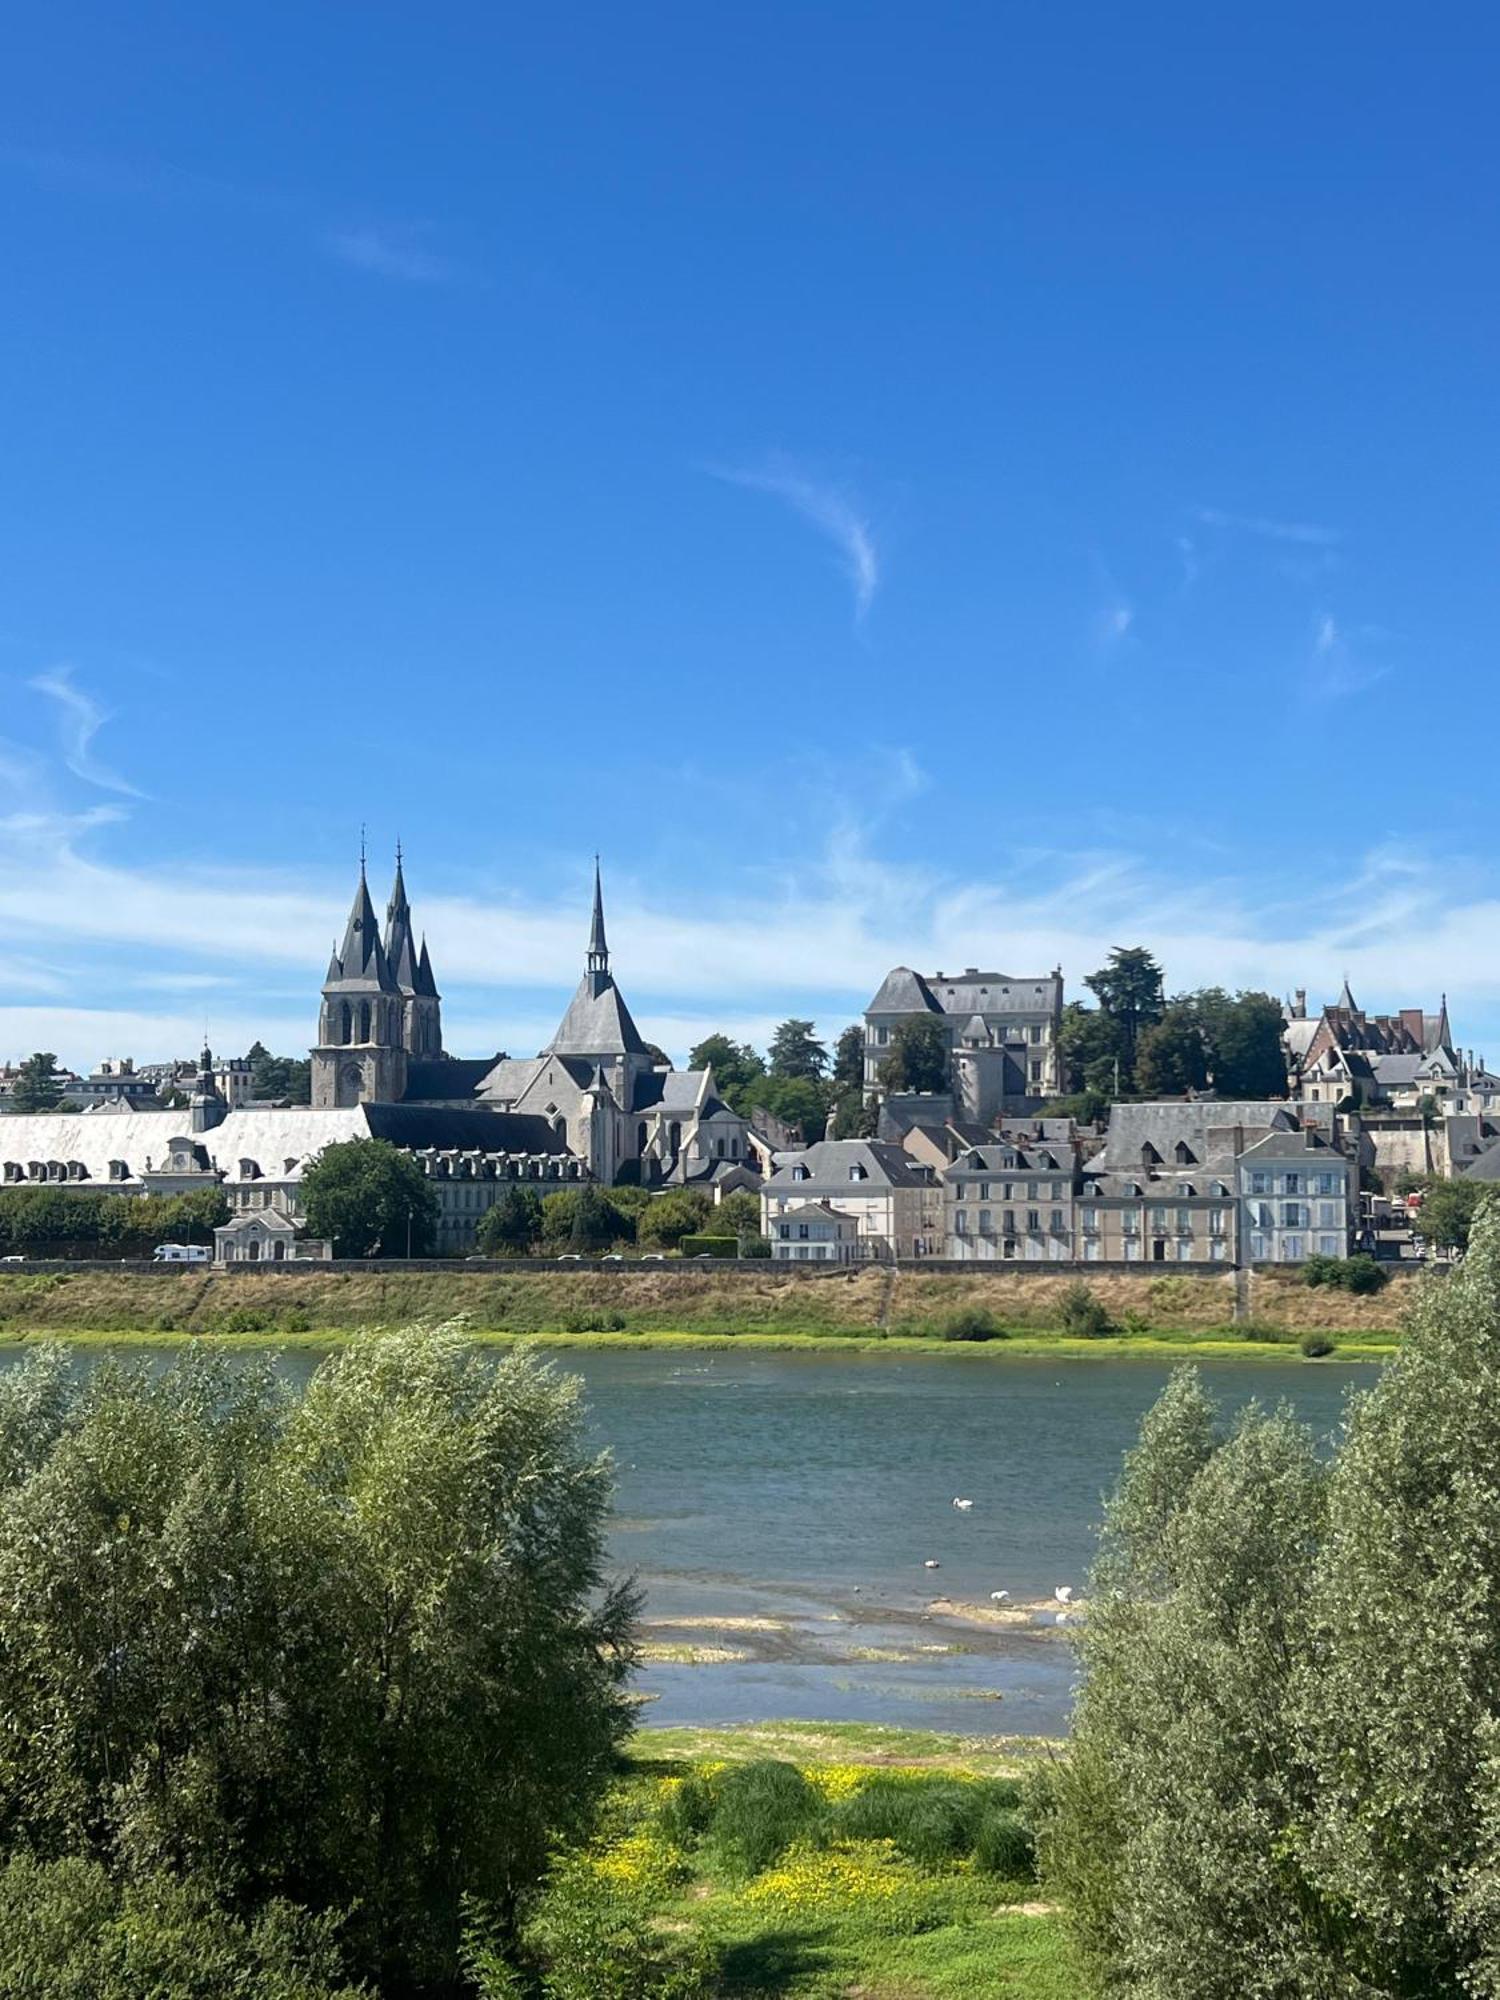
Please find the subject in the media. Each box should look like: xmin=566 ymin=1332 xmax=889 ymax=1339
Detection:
xmin=1047 ymin=1208 xmax=1500 ymax=1997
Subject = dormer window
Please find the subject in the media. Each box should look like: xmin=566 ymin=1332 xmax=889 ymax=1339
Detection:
xmin=791 ymin=1164 xmax=809 ymax=1182
xmin=1174 ymin=1141 xmax=1196 ymax=1165
xmin=848 ymin=1164 xmax=868 ymax=1181
xmin=1141 ymin=1143 xmax=1162 ymax=1166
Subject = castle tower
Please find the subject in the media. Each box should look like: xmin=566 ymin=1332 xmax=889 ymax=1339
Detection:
xmin=382 ymin=846 xmax=444 ymax=1059
xmin=189 ymin=1043 xmax=226 ymax=1134
xmin=311 ymin=856 xmax=408 ymax=1108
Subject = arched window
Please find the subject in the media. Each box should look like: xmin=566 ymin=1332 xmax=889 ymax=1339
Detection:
xmin=358 ymin=1001 xmax=371 ymax=1043
xmin=339 ymin=1001 xmax=352 ymax=1044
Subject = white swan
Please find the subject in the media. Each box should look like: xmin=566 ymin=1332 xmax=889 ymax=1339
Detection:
xmin=989 ymin=1590 xmax=1011 ymax=1605
xmin=924 ymin=1558 xmax=941 ymax=1569
xmin=952 ymin=1497 xmax=974 ymax=1511
xmin=1054 ymin=1585 xmax=1074 ymax=1604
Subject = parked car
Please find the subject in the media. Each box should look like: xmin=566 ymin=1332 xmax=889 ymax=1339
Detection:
xmin=0 ymin=1255 xmax=24 ymax=1265
xmin=641 ymin=1252 xmax=666 ymax=1263
xmin=600 ymin=1253 xmax=624 ymax=1263
xmin=556 ymin=1252 xmax=582 ymax=1263
xmin=152 ymin=1243 xmax=211 ymax=1264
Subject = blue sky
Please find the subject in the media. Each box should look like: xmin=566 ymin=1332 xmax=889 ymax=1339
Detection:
xmin=4 ymin=5 xmax=1500 ymax=1072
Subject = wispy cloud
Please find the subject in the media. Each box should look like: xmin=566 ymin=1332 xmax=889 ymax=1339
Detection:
xmin=710 ymin=456 xmax=879 ymax=620
xmin=1306 ymin=612 xmax=1390 ymax=700
xmin=4 ymin=143 xmax=463 ymax=288
xmin=1195 ymin=506 xmax=1341 ymax=548
xmin=327 ymin=225 xmax=456 ymax=285
xmin=1094 ymin=600 xmax=1134 ymax=650
xmin=28 ymin=668 xmax=145 ymax=798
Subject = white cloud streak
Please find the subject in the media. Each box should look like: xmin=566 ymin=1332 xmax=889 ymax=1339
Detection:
xmin=27 ymin=668 xmax=145 ymax=797
xmin=1195 ymin=506 xmax=1341 ymax=548
xmin=710 ymin=457 xmax=879 ymax=619
xmin=327 ymin=225 xmax=456 ymax=284
xmin=8 ymin=805 xmax=1500 ymax=1071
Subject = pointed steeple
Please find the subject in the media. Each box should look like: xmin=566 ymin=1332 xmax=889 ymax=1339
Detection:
xmin=1436 ymin=991 xmax=1453 ymax=1054
xmin=327 ymin=857 xmax=396 ymax=992
xmin=415 ymin=935 xmax=439 ymax=999
xmin=1337 ymin=975 xmax=1358 ymax=1014
xmin=587 ymin=857 xmax=609 ymax=983
xmin=383 ymin=843 xmax=420 ymax=993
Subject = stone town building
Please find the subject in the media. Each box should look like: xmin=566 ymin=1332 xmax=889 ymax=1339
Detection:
xmin=760 ymin=1140 xmax=943 ymax=1262
xmin=863 ymin=965 xmax=1064 ymax=1126
xmin=1238 ymin=1125 xmax=1354 ymax=1264
xmin=942 ymin=1138 xmax=1083 ymax=1261
xmin=767 ymin=1200 xmax=862 ymax=1263
xmin=1078 ymin=1100 xmax=1345 ymax=1266
xmin=0 ymin=853 xmax=756 ymax=1253
xmin=1285 ymin=983 xmax=1464 ymax=1108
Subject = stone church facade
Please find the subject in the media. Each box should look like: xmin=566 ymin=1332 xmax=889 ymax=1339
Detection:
xmin=0 ymin=853 xmax=757 ymax=1254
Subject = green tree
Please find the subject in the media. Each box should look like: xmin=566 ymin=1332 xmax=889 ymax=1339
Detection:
xmin=752 ymin=1073 xmax=831 ymax=1138
xmin=475 ymin=1184 xmax=543 ymax=1257
xmin=247 ymin=1042 xmax=313 ymax=1105
xmin=714 ymin=1190 xmax=762 ymax=1239
xmin=637 ymin=1188 xmax=713 ymax=1250
xmin=1045 ymin=1208 xmax=1500 ymax=1996
xmin=1055 ymin=1002 xmax=1128 ymax=1098
xmin=875 ymin=1014 xmax=950 ymax=1096
xmin=768 ymin=1018 xmax=828 ymax=1081
xmin=1190 ymin=988 xmax=1289 ymax=1098
xmin=298 ymin=1138 xmax=439 ymax=1256
xmin=8 ymin=1053 xmax=65 ymax=1114
xmin=687 ymin=1035 xmax=767 ymax=1114
xmin=1084 ymin=948 xmax=1164 ymax=1076
xmin=1411 ymin=1176 xmax=1492 ymax=1253
xmin=539 ymin=1186 xmax=628 ymax=1248
xmin=830 ymin=1024 xmax=865 ymax=1094
xmin=1133 ymin=1004 xmax=1209 ymax=1096
xmin=0 ymin=1332 xmax=637 ymax=1994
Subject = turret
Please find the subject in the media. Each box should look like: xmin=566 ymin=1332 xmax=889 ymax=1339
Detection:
xmin=311 ymin=853 xmax=407 ymax=1108
xmin=189 ymin=1043 xmax=226 ymax=1135
xmin=382 ymin=845 xmax=443 ymax=1058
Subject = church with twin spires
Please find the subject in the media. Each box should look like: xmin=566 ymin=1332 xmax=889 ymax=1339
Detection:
xmin=310 ymin=851 xmax=756 ymax=1191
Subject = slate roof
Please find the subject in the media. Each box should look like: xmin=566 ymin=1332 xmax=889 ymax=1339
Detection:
xmin=866 ymin=967 xmax=940 ymax=1015
xmin=547 ymin=975 xmax=648 ymax=1058
xmin=324 ymin=867 xmax=397 ymax=993
xmin=1464 ymin=1140 xmax=1500 ymax=1182
xmin=765 ymin=1139 xmax=939 ymax=1192
xmin=403 ymin=1057 xmax=498 ymax=1102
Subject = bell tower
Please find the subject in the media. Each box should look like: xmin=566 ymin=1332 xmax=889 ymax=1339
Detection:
xmin=311 ymin=852 xmax=408 ymax=1108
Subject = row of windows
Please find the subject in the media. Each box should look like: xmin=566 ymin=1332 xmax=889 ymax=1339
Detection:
xmin=1245 ymin=1170 xmax=1342 ymax=1197
xmin=954 ymin=1180 xmax=1067 ymax=1201
xmin=1249 ymin=1234 xmax=1345 ymax=1262
xmin=955 ymin=1208 xmax=1067 ymax=1234
xmin=1247 ymin=1201 xmax=1343 ymax=1230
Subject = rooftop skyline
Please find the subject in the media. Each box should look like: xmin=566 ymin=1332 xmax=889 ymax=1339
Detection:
xmin=4 ymin=6 xmax=1499 ymax=1067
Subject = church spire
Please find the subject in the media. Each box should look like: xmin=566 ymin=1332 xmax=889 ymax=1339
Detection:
xmin=587 ymin=857 xmax=609 ymax=981
xmin=383 ymin=842 xmax=420 ymax=993
xmin=329 ymin=854 xmax=396 ymax=992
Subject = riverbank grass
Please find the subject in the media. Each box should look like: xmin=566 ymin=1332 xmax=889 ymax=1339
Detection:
xmin=540 ymin=1723 xmax=1076 ymax=1997
xmin=0 ymin=1323 xmax=1398 ymax=1360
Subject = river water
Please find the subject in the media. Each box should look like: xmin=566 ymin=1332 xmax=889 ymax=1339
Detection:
xmin=572 ymin=1349 xmax=1366 ymax=1735
xmin=0 ymin=1343 xmax=1372 ymax=1737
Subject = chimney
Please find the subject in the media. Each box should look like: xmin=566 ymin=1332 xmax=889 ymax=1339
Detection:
xmin=1293 ymin=988 xmax=1306 ymax=1019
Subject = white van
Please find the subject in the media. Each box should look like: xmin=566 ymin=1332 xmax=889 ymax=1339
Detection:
xmin=152 ymin=1243 xmax=211 ymax=1264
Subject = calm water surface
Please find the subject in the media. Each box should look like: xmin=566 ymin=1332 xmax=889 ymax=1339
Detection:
xmin=0 ymin=1344 xmax=1371 ymax=1736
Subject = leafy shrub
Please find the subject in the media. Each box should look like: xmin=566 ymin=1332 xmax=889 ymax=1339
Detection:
xmin=834 ymin=1776 xmax=1035 ymax=1874
xmin=1300 ymin=1333 xmax=1337 ymax=1358
xmin=677 ymin=1235 xmax=737 ymax=1259
xmin=500 ymin=1860 xmax=712 ymax=2000
xmin=280 ymin=1307 xmax=313 ymax=1333
xmin=1301 ymin=1253 xmax=1340 ymax=1289
xmin=0 ymin=1853 xmax=363 ymax=1999
xmin=738 ymin=1235 xmax=772 ymax=1259
xmin=1059 ymin=1281 xmax=1113 ymax=1339
xmin=939 ymin=1306 xmax=1005 ymax=1342
xmin=1118 ymin=1309 xmax=1152 ymax=1337
xmin=972 ymin=1807 xmax=1036 ymax=1878
xmin=655 ymin=1772 xmax=716 ymax=1848
xmin=217 ymin=1306 xmax=272 ymax=1334
xmin=559 ymin=1310 xmax=629 ymax=1334
xmin=153 ymin=1312 xmax=179 ymax=1333
xmin=1339 ymin=1253 xmax=1387 ymax=1295
xmin=1236 ymin=1318 xmax=1290 ymax=1343
xmin=706 ymin=1760 xmax=826 ymax=1879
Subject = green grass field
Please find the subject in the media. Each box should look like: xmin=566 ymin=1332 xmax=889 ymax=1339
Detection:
xmin=555 ymin=1722 xmax=1079 ymax=1998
